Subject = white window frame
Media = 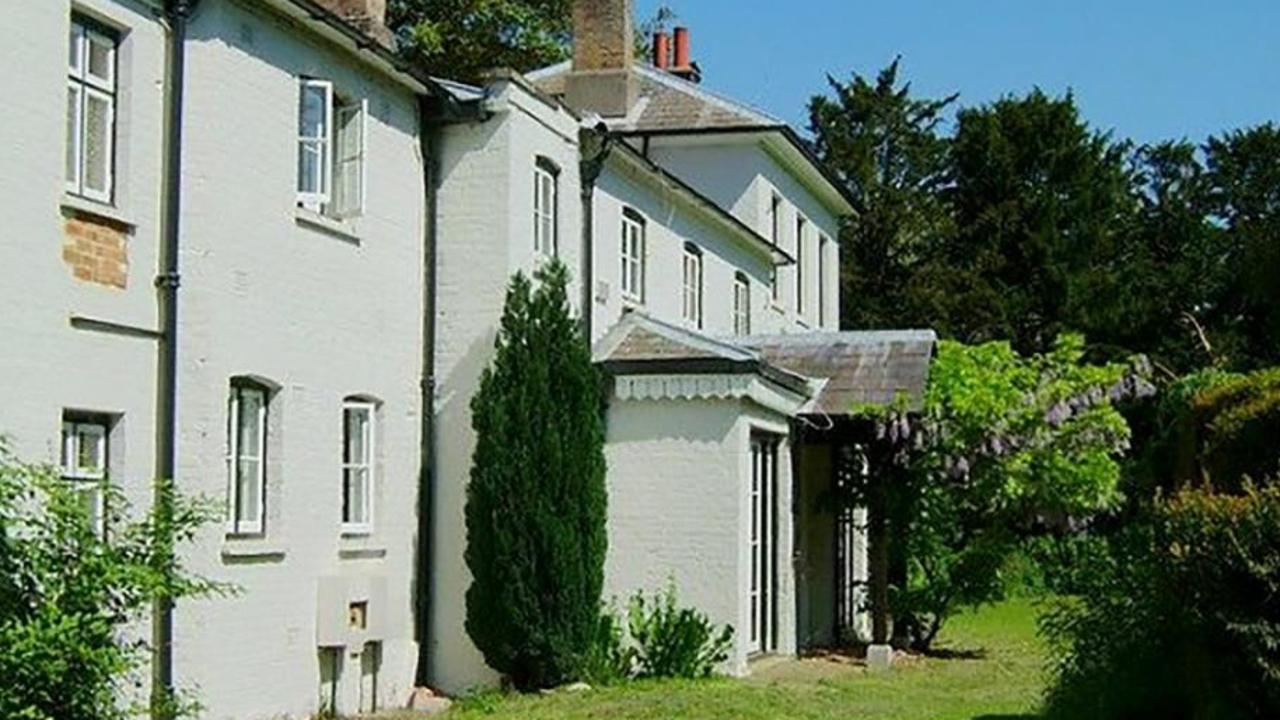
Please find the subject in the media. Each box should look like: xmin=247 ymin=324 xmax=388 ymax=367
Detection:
xmin=66 ymin=19 xmax=117 ymax=203
xmin=795 ymin=215 xmax=808 ymax=317
xmin=620 ymin=211 xmax=646 ymax=303
xmin=533 ymin=161 xmax=558 ymax=257
xmin=342 ymin=400 xmax=376 ymax=535
xmin=297 ymin=78 xmax=335 ymax=209
xmin=682 ymin=244 xmax=704 ymax=329
xmin=819 ymin=235 xmax=830 ymax=328
xmin=769 ymin=195 xmax=782 ymax=304
xmin=226 ymin=385 xmax=268 ymax=536
xmin=734 ymin=273 xmax=751 ymax=336
xmin=330 ymin=97 xmax=368 ymax=220
xmin=61 ymin=418 xmax=108 ymax=537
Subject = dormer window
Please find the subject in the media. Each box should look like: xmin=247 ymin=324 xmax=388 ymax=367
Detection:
xmin=297 ymin=79 xmax=367 ymax=219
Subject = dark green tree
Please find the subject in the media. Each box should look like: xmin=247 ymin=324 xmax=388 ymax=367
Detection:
xmin=808 ymin=59 xmax=957 ymax=331
xmin=1079 ymin=141 xmax=1224 ymax=374
xmin=944 ymin=89 xmax=1134 ymax=353
xmin=1205 ymin=123 xmax=1280 ymax=369
xmin=464 ymin=261 xmax=608 ymax=690
xmin=387 ymin=0 xmax=571 ymax=84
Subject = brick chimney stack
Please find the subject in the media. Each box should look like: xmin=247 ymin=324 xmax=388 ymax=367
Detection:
xmin=567 ymin=0 xmax=637 ymax=118
xmin=653 ymin=31 xmax=671 ymax=70
xmin=670 ymin=26 xmax=702 ymax=83
xmin=316 ymin=0 xmax=393 ymax=46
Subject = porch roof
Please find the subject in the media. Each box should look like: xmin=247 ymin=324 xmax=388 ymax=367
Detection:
xmin=735 ymin=331 xmax=937 ymax=416
xmin=593 ymin=313 xmax=813 ymax=397
xmin=595 ymin=314 xmax=937 ymax=417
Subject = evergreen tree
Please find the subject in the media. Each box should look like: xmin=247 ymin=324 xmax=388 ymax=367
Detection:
xmin=808 ymin=58 xmax=957 ymax=332
xmin=387 ymin=0 xmax=571 ymax=85
xmin=464 ymin=261 xmax=608 ymax=690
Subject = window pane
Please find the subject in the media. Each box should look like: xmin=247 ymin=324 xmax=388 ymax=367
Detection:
xmin=299 ymin=85 xmax=327 ymax=138
xmin=69 ymin=25 xmax=83 ymax=74
xmin=344 ymin=467 xmax=367 ymax=524
xmin=345 ymin=407 xmax=368 ymax=464
xmin=237 ymin=391 xmax=262 ymax=458
xmin=60 ymin=424 xmax=73 ymax=469
xmin=66 ymin=85 xmax=81 ymax=184
xmin=73 ymin=424 xmax=106 ymax=476
xmin=237 ymin=458 xmax=261 ymax=524
xmin=83 ymin=91 xmax=110 ymax=194
xmin=87 ymin=33 xmax=112 ymax=85
xmin=298 ymin=141 xmax=321 ymax=194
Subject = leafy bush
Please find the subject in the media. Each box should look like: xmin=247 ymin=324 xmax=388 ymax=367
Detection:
xmin=852 ymin=335 xmax=1146 ymax=650
xmin=1042 ymin=485 xmax=1280 ymax=719
xmin=464 ymin=262 xmax=608 ymax=690
xmin=626 ymin=583 xmax=734 ymax=679
xmin=581 ymin=606 xmax=633 ymax=686
xmin=1138 ymin=368 xmax=1280 ymax=494
xmin=1022 ymin=532 xmax=1112 ymax=596
xmin=0 ymin=445 xmax=222 ymax=720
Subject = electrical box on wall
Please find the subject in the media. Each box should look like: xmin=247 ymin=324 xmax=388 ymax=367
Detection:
xmin=316 ymin=575 xmax=388 ymax=648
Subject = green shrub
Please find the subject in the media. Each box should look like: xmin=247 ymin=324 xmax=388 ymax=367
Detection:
xmin=626 ymin=583 xmax=734 ymax=679
xmin=0 ymin=445 xmax=223 ymax=720
xmin=1042 ymin=485 xmax=1280 ymax=719
xmin=581 ymin=606 xmax=634 ymax=686
xmin=1022 ymin=532 xmax=1111 ymax=596
xmin=464 ymin=262 xmax=609 ymax=690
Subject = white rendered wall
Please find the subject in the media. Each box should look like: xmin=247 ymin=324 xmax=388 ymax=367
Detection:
xmin=172 ymin=1 xmax=426 ymax=717
xmin=604 ymin=395 xmax=796 ymax=673
xmin=0 ymin=0 xmax=166 ymax=706
xmin=429 ymin=79 xmax=584 ymax=695
xmin=645 ymin=139 xmax=843 ymax=332
xmin=590 ymin=161 xmax=779 ymax=342
xmin=0 ymin=0 xmax=165 ymax=496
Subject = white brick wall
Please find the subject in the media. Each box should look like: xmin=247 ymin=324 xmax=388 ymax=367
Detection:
xmin=170 ymin=2 xmax=427 ymax=717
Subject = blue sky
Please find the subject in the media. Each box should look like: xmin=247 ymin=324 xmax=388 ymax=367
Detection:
xmin=635 ymin=0 xmax=1278 ymax=144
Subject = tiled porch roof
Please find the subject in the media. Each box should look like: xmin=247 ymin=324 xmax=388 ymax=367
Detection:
xmin=593 ymin=313 xmax=812 ymax=396
xmin=735 ymin=330 xmax=937 ymax=415
xmin=595 ymin=314 xmax=937 ymax=416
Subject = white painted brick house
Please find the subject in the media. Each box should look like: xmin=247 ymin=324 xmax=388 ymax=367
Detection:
xmin=2 ymin=0 xmax=433 ymax=716
xmin=0 ymin=0 xmax=933 ymax=716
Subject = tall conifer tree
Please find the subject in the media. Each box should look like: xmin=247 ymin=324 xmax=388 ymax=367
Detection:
xmin=464 ymin=261 xmax=608 ymax=690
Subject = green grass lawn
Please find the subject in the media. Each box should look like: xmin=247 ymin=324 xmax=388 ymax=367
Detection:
xmin=429 ymin=598 xmax=1049 ymax=720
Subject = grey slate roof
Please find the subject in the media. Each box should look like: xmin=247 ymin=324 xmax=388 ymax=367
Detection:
xmin=734 ymin=331 xmax=938 ymax=415
xmin=527 ymin=62 xmax=784 ymax=133
xmin=594 ymin=313 xmax=811 ymax=396
xmin=595 ymin=314 xmax=937 ymax=416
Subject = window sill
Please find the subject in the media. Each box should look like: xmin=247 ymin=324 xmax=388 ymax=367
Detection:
xmin=295 ymin=206 xmax=361 ymax=244
xmin=221 ymin=539 xmax=286 ymax=563
xmin=339 ymin=533 xmax=386 ymax=561
xmin=339 ymin=546 xmax=388 ymax=560
xmin=61 ymin=194 xmax=136 ymax=233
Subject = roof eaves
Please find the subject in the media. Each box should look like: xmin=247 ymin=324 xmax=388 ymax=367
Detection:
xmin=272 ymin=0 xmax=441 ymax=95
xmin=617 ymin=126 xmax=855 ymax=217
xmin=607 ymin=138 xmax=796 ymax=266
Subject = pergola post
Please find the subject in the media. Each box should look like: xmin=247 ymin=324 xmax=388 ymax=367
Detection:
xmin=866 ymin=446 xmax=893 ymax=671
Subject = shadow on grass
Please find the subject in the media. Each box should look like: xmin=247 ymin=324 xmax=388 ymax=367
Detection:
xmin=926 ymin=647 xmax=988 ymax=660
xmin=971 ymin=715 xmax=1038 ymax=720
